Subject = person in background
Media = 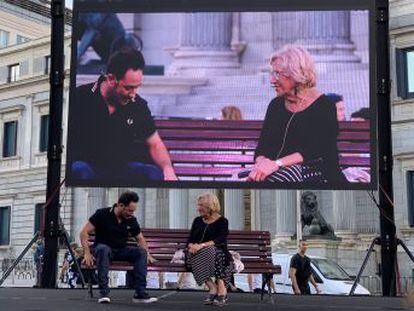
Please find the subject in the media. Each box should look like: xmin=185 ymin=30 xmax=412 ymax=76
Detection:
xmin=289 ymin=240 xmax=321 ymax=295
xmin=33 ymin=238 xmax=44 ymax=288
xmin=221 ymin=106 xmax=243 ymax=121
xmin=326 ymin=93 xmax=346 ymax=122
xmin=60 ymin=243 xmax=81 ymax=288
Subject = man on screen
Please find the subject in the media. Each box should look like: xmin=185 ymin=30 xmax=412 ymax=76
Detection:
xmin=68 ymin=48 xmax=177 ymax=183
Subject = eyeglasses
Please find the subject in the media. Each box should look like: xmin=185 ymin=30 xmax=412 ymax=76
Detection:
xmin=270 ymin=70 xmax=288 ymax=80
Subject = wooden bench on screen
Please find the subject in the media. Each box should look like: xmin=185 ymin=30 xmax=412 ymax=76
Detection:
xmin=155 ymin=119 xmax=370 ymax=180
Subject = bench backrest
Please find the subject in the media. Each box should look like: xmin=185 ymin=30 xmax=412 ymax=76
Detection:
xmin=155 ymin=119 xmax=370 ymax=179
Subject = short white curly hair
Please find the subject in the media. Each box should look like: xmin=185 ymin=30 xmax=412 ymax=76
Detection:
xmin=270 ymin=44 xmax=317 ymax=89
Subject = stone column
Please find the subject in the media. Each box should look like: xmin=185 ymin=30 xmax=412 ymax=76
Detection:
xmin=168 ymin=13 xmax=240 ymax=76
xmin=72 ymin=188 xmax=88 ymax=243
xmin=169 ymin=189 xmax=189 ymax=229
xmin=272 ymin=12 xmax=300 ymax=50
xmin=156 ymin=189 xmax=169 ymax=228
xmin=355 ymin=191 xmax=380 ymax=240
xmin=258 ymin=190 xmax=278 ymax=238
xmin=87 ymin=188 xmax=106 ymax=215
xmin=295 ymin=11 xmax=359 ymax=62
xmin=274 ymin=190 xmax=296 ymax=243
xmin=135 ymin=188 xmax=146 ymax=226
xmin=250 ymin=190 xmax=261 ymax=230
xmin=224 ymin=189 xmax=245 ymax=230
xmin=332 ymin=191 xmax=358 ymax=242
xmin=144 ymin=189 xmax=157 ymax=228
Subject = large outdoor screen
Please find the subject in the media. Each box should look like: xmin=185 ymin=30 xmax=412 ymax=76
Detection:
xmin=66 ymin=0 xmax=379 ymax=190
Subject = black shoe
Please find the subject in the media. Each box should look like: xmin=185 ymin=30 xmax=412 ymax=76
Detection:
xmin=213 ymin=295 xmax=227 ymax=307
xmin=132 ymin=292 xmax=158 ymax=303
xmin=204 ymin=294 xmax=217 ymax=305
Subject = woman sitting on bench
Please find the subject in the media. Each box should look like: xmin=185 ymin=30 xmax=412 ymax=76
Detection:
xmin=186 ymin=193 xmax=234 ymax=307
xmin=248 ymin=44 xmax=346 ymax=184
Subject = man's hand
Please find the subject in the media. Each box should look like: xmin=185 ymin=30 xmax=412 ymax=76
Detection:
xmin=247 ymin=157 xmax=280 ymax=182
xmin=294 ymin=288 xmax=301 ymax=295
xmin=147 ymin=254 xmax=158 ymax=265
xmin=82 ymin=252 xmax=95 ymax=267
xmin=163 ymin=166 xmax=178 ymax=181
xmin=315 ymin=286 xmax=322 ymax=294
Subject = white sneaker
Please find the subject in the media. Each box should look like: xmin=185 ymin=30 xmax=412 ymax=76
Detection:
xmin=98 ymin=296 xmax=111 ymax=304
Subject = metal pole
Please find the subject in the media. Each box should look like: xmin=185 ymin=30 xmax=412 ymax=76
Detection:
xmin=376 ymin=1 xmax=397 ymax=297
xmin=41 ymin=0 xmax=65 ymax=288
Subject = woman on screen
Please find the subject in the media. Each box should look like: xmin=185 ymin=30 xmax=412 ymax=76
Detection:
xmin=186 ymin=193 xmax=233 ymax=307
xmin=248 ymin=44 xmax=345 ymax=184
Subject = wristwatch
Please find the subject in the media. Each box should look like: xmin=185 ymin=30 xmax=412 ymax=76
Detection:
xmin=275 ymin=159 xmax=283 ymax=167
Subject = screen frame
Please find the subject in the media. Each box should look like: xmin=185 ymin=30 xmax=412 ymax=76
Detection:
xmin=66 ymin=0 xmax=383 ymax=190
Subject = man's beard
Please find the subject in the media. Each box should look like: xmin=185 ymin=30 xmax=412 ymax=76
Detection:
xmin=107 ymin=89 xmax=123 ymax=108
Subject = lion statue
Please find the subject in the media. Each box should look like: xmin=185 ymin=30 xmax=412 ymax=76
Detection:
xmin=301 ymin=191 xmax=335 ymax=237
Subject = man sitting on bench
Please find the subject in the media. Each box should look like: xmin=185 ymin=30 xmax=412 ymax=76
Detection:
xmin=80 ymin=191 xmax=157 ymax=304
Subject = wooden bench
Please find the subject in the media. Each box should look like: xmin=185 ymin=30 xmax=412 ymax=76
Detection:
xmin=155 ymin=119 xmax=371 ymax=180
xmin=84 ymin=228 xmax=281 ymax=300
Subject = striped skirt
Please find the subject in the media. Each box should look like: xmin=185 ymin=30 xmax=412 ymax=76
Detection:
xmin=187 ymin=246 xmax=234 ymax=287
xmin=266 ymin=163 xmax=326 ymax=183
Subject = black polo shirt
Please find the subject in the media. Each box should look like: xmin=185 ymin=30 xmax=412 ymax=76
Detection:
xmin=89 ymin=207 xmax=141 ymax=249
xmin=290 ymin=253 xmax=312 ymax=288
xmin=68 ymin=82 xmax=157 ymax=167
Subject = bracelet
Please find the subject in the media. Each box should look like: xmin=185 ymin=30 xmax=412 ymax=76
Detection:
xmin=201 ymin=243 xmax=206 ymax=248
xmin=275 ymin=159 xmax=283 ymax=167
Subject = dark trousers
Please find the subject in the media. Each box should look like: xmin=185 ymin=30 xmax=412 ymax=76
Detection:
xmin=94 ymin=243 xmax=147 ymax=297
xmin=71 ymin=161 xmax=164 ymax=182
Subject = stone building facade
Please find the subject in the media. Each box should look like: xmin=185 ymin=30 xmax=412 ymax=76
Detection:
xmin=0 ymin=1 xmax=411 ymax=294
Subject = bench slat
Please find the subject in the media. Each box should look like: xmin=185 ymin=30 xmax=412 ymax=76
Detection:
xmin=165 ymin=140 xmax=257 ymax=151
xmin=155 ymin=119 xmax=263 ymax=130
xmin=337 ymin=142 xmax=370 ymax=153
xmin=165 ymin=140 xmax=370 ymax=153
xmin=142 ymin=229 xmax=270 ymax=236
xmin=158 ymin=129 xmax=261 ymax=140
xmin=339 ymin=156 xmax=370 ymax=166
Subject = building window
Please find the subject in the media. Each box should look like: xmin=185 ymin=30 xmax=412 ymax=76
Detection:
xmin=45 ymin=55 xmax=51 ymax=75
xmin=407 ymin=171 xmax=414 ymax=227
xmin=0 ymin=30 xmax=9 ymax=48
xmin=0 ymin=206 xmax=11 ymax=245
xmin=16 ymin=35 xmax=30 ymax=45
xmin=8 ymin=64 xmax=20 ymax=83
xmin=39 ymin=115 xmax=49 ymax=152
xmin=3 ymin=120 xmax=18 ymax=158
xmin=34 ymin=203 xmax=45 ymax=234
xmin=396 ymin=48 xmax=414 ymax=99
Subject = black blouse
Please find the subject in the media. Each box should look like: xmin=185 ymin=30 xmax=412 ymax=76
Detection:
xmin=187 ymin=216 xmax=229 ymax=246
xmin=255 ymin=95 xmax=344 ymax=182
